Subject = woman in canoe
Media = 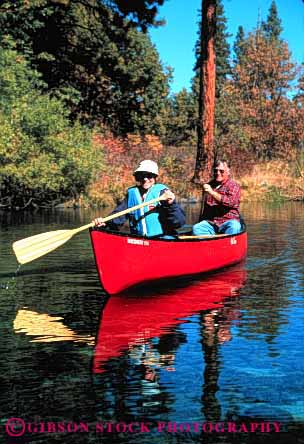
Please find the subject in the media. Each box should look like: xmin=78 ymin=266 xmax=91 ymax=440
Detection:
xmin=94 ymin=160 xmax=185 ymax=237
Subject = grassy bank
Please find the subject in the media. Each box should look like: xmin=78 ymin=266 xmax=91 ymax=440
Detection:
xmin=240 ymin=161 xmax=304 ymax=202
xmin=79 ymin=136 xmax=304 ymax=208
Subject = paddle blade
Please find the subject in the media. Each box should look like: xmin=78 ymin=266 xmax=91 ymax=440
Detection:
xmin=13 ymin=229 xmax=77 ymax=265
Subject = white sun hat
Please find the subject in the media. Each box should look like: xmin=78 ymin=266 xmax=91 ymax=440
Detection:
xmin=133 ymin=160 xmax=159 ymax=176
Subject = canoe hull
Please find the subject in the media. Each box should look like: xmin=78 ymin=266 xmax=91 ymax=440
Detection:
xmin=90 ymin=230 xmax=247 ymax=294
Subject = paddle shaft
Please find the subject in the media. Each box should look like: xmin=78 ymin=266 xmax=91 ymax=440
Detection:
xmin=103 ymin=195 xmax=164 ymax=222
xmin=178 ymin=234 xmax=229 ymax=239
xmin=199 ymin=191 xmax=205 ymax=221
xmin=71 ymin=195 xmax=165 ymax=236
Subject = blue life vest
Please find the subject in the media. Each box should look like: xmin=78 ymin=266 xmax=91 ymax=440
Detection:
xmin=127 ymin=184 xmax=167 ymax=236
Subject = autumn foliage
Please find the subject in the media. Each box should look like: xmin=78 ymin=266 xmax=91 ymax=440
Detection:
xmin=215 ymin=32 xmax=304 ymax=173
xmin=88 ymin=27 xmax=304 ymax=207
xmin=1 ymin=1 xmax=304 ymax=209
xmin=88 ymin=132 xmax=198 ymax=207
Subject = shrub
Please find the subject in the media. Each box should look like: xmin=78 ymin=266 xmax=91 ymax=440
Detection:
xmin=0 ymin=45 xmax=101 ymax=209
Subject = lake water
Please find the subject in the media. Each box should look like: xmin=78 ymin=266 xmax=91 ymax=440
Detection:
xmin=0 ymin=202 xmax=303 ymax=444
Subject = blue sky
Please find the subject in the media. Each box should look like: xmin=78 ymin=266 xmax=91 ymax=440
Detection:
xmin=149 ymin=0 xmax=304 ymax=93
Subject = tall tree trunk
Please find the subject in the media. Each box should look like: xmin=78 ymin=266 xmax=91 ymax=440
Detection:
xmin=193 ymin=0 xmax=216 ymax=183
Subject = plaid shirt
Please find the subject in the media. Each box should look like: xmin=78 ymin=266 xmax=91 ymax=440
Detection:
xmin=202 ymin=178 xmax=241 ymax=227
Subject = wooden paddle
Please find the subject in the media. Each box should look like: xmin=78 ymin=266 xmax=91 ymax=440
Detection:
xmin=13 ymin=195 xmax=168 ymax=265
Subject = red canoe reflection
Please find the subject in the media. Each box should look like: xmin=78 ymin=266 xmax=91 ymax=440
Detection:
xmin=93 ymin=266 xmax=247 ymax=373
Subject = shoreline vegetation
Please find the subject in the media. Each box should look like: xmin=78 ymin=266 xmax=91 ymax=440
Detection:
xmin=0 ymin=2 xmax=303 ymax=211
xmin=77 ymin=136 xmax=304 ymax=209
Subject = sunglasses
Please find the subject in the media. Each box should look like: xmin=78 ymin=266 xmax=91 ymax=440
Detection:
xmin=214 ymin=168 xmax=225 ymax=174
xmin=135 ymin=172 xmax=156 ymax=180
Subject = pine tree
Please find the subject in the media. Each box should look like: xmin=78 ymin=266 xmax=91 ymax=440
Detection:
xmin=294 ymin=67 xmax=304 ymax=107
xmin=193 ymin=0 xmax=231 ymax=98
xmin=261 ymin=0 xmax=283 ymax=41
xmin=214 ymin=0 xmax=231 ymax=95
xmin=233 ymin=25 xmax=246 ymax=64
xmin=193 ymin=0 xmax=217 ymax=182
xmin=151 ymin=0 xmax=231 ymax=148
xmin=0 ymin=0 xmax=170 ymax=136
xmin=216 ymin=30 xmax=302 ymax=163
xmin=163 ymin=89 xmax=197 ymax=146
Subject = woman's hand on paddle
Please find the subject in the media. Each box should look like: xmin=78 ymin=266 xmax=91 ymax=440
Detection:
xmin=93 ymin=217 xmax=106 ymax=227
xmin=161 ymin=190 xmax=175 ymax=205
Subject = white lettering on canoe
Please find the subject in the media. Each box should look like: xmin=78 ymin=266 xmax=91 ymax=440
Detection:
xmin=230 ymin=237 xmax=237 ymax=245
xmin=127 ymin=238 xmax=150 ymax=246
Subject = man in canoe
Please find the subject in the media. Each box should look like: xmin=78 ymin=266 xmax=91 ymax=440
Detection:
xmin=192 ymin=159 xmax=242 ymax=236
xmin=94 ymin=160 xmax=185 ymax=237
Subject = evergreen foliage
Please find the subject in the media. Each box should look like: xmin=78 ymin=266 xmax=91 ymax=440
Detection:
xmin=0 ymin=0 xmax=303 ymax=204
xmin=0 ymin=44 xmax=100 ymax=210
xmin=233 ymin=25 xmax=246 ymax=64
xmin=163 ymin=89 xmax=197 ymax=146
xmin=193 ymin=0 xmax=231 ymax=98
xmin=164 ymin=0 xmax=231 ymax=146
xmin=213 ymin=0 xmax=231 ymax=96
xmin=261 ymin=0 xmax=283 ymax=41
xmin=0 ymin=0 xmax=170 ymax=136
xmin=215 ymin=30 xmax=303 ymax=166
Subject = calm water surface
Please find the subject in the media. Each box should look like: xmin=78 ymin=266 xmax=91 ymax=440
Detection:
xmin=0 ymin=202 xmax=303 ymax=444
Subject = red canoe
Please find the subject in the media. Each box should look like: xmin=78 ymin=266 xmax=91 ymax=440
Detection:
xmin=90 ymin=229 xmax=247 ymax=294
xmin=93 ymin=266 xmax=247 ymax=373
